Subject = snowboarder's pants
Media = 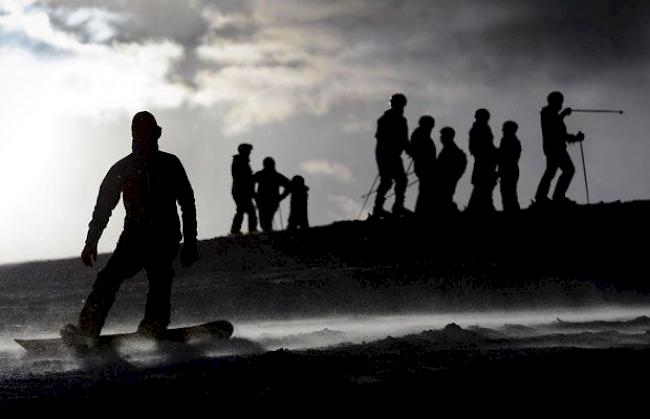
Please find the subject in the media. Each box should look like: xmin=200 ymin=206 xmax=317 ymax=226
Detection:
xmin=79 ymin=236 xmax=179 ymax=338
xmin=231 ymin=192 xmax=257 ymax=233
xmin=535 ymin=149 xmax=575 ymax=201
xmin=374 ymin=155 xmax=407 ymax=212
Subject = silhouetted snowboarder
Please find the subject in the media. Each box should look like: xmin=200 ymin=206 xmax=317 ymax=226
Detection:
xmin=535 ymin=91 xmax=585 ymax=205
xmin=254 ymin=157 xmax=291 ymax=232
xmin=287 ymin=175 xmax=309 ymax=230
xmin=434 ymin=127 xmax=467 ymax=213
xmin=410 ymin=115 xmax=436 ymax=216
xmin=63 ymin=111 xmax=198 ymax=348
xmin=372 ymin=93 xmax=410 ymax=218
xmin=467 ymin=108 xmax=498 ymax=213
xmin=498 ymin=121 xmax=522 ymax=212
xmin=230 ymin=143 xmax=258 ymax=235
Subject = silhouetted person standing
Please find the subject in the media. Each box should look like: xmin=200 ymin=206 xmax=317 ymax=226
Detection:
xmin=231 ymin=143 xmax=258 ymax=235
xmin=410 ymin=115 xmax=436 ymax=216
xmin=254 ymin=157 xmax=291 ymax=232
xmin=63 ymin=111 xmax=198 ymax=346
xmin=467 ymin=108 xmax=498 ymax=213
xmin=287 ymin=175 xmax=309 ymax=230
xmin=498 ymin=121 xmax=522 ymax=212
xmin=434 ymin=127 xmax=467 ymax=213
xmin=373 ymin=93 xmax=410 ymax=217
xmin=535 ymin=91 xmax=585 ymax=205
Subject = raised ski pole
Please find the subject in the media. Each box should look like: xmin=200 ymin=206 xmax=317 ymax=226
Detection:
xmin=579 ymin=141 xmax=590 ymax=204
xmin=572 ymin=109 xmax=624 ymax=114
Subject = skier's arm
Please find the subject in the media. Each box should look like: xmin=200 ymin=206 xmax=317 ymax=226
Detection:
xmin=279 ymin=174 xmax=292 ymax=201
xmin=83 ymin=163 xmax=122 ymax=266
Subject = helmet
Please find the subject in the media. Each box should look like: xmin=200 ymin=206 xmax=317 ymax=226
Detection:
xmin=474 ymin=108 xmax=490 ymax=121
xmin=502 ymin=120 xmax=518 ymax=134
xmin=132 ymin=111 xmax=161 ymax=140
xmin=263 ymin=156 xmax=276 ymax=170
xmin=419 ymin=115 xmax=435 ymax=129
xmin=390 ymin=93 xmax=407 ymax=108
xmin=440 ymin=126 xmax=455 ymax=139
xmin=238 ymin=143 xmax=253 ymax=153
xmin=547 ymin=91 xmax=564 ymax=105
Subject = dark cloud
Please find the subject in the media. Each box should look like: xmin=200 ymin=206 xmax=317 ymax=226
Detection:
xmin=474 ymin=0 xmax=650 ymax=81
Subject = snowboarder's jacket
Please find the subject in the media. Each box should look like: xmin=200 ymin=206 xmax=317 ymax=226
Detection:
xmin=86 ymin=146 xmax=197 ymax=246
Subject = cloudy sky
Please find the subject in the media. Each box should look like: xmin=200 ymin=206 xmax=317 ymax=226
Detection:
xmin=1 ymin=0 xmax=649 ymax=264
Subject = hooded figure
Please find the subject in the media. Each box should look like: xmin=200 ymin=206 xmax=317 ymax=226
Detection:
xmin=287 ymin=175 xmax=309 ymax=230
xmin=498 ymin=121 xmax=522 ymax=211
xmin=410 ymin=115 xmax=436 ymax=216
xmin=253 ymin=157 xmax=291 ymax=232
xmin=63 ymin=111 xmax=198 ymax=347
xmin=467 ymin=108 xmax=498 ymax=213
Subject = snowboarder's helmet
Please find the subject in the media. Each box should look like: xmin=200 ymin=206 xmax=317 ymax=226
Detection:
xmin=132 ymin=111 xmax=161 ymax=140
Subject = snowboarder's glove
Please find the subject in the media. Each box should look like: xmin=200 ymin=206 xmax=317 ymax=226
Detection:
xmin=81 ymin=242 xmax=98 ymax=267
xmin=180 ymin=241 xmax=199 ymax=267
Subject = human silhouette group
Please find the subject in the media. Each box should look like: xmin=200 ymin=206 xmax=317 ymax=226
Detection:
xmin=230 ymin=145 xmax=309 ymax=235
xmin=371 ymin=91 xmax=585 ymax=219
xmin=62 ymin=89 xmax=584 ymax=348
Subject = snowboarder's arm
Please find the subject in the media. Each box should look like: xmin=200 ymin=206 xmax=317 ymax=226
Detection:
xmin=175 ymin=158 xmax=199 ymax=268
xmin=85 ymin=163 xmax=122 ymax=248
xmin=82 ymin=163 xmax=122 ymax=267
xmin=175 ymin=158 xmax=197 ymax=244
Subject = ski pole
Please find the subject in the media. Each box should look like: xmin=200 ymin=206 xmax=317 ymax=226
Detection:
xmin=386 ymin=179 xmax=419 ymax=199
xmin=360 ymin=168 xmax=416 ymax=199
xmin=579 ymin=141 xmax=590 ymax=204
xmin=358 ymin=173 xmax=379 ymax=219
xmin=572 ymin=109 xmax=624 ymax=114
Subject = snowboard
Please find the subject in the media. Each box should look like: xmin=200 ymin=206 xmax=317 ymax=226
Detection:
xmin=15 ymin=320 xmax=234 ymax=357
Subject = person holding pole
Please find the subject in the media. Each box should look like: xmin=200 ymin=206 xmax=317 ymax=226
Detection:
xmin=534 ymin=91 xmax=585 ymax=206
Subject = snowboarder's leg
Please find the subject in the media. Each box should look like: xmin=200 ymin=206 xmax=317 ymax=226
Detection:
xmin=139 ymin=243 xmax=179 ymax=338
xmin=79 ymin=240 xmax=143 ymax=338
